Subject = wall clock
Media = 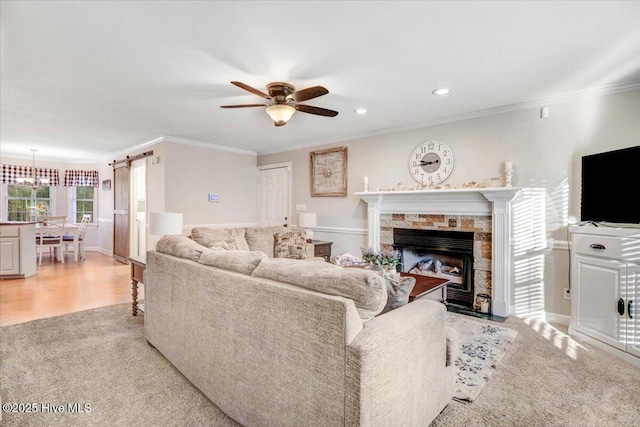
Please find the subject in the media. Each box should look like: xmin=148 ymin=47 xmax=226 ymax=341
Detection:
xmin=310 ymin=146 xmax=347 ymax=197
xmin=409 ymin=140 xmax=454 ymax=184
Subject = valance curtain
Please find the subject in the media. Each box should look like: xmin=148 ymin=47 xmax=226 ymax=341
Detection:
xmin=64 ymin=170 xmax=99 ymax=187
xmin=1 ymin=164 xmax=60 ymax=186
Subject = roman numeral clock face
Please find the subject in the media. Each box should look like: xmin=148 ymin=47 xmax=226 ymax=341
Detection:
xmin=409 ymin=140 xmax=454 ymax=185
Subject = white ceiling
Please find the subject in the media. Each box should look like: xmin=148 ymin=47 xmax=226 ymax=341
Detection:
xmin=2 ymin=1 xmax=640 ymax=162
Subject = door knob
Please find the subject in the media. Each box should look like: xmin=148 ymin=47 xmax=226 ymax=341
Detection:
xmin=617 ymin=298 xmax=625 ymax=316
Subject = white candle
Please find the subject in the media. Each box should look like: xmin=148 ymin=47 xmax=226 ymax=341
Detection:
xmin=481 ymin=301 xmax=489 ymax=313
xmin=504 ymin=161 xmax=513 ymax=171
xmin=363 ymin=176 xmax=369 ymax=185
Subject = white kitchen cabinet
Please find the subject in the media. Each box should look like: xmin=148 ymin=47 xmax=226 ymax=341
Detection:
xmin=0 ymin=237 xmax=20 ymax=274
xmin=0 ymin=223 xmax=37 ymax=278
xmin=569 ymin=225 xmax=639 ymax=367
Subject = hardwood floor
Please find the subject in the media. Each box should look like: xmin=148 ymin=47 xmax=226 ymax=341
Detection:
xmin=0 ymin=252 xmax=136 ymax=327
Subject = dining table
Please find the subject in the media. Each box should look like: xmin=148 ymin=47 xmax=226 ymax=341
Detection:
xmin=35 ymin=222 xmax=81 ymax=262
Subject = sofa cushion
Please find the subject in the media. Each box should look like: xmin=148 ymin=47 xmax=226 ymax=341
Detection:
xmin=380 ymin=275 xmax=416 ymax=314
xmin=209 ymin=236 xmax=251 ymax=252
xmin=245 ymin=226 xmax=286 ymax=257
xmin=199 ymin=249 xmax=267 ymax=275
xmin=252 ymin=258 xmax=387 ymax=320
xmin=274 ymin=231 xmax=308 ymax=259
xmin=191 ymin=227 xmax=246 ymax=247
xmin=156 ymin=235 xmax=207 ymax=262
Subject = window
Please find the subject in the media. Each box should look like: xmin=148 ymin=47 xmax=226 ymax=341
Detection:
xmin=6 ymin=185 xmax=52 ymax=221
xmin=71 ymin=186 xmax=95 ymax=223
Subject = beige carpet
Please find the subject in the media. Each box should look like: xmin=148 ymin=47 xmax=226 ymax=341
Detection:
xmin=1 ymin=304 xmax=639 ymax=426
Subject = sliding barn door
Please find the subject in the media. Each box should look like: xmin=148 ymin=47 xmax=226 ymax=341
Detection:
xmin=113 ymin=162 xmax=130 ymax=263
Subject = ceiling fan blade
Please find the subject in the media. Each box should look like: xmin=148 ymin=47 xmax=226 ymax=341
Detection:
xmin=220 ymin=104 xmax=267 ymax=108
xmin=295 ymin=104 xmax=339 ymax=117
xmin=291 ymin=86 xmax=329 ymax=102
xmin=231 ymin=81 xmax=270 ymax=99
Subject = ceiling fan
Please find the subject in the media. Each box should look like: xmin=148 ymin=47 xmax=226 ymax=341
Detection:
xmin=220 ymin=81 xmax=339 ymax=126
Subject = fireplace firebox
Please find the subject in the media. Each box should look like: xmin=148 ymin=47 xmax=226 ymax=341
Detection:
xmin=393 ymin=228 xmax=475 ymax=308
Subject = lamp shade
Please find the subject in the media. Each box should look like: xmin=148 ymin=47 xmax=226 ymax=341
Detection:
xmin=149 ymin=212 xmax=183 ymax=236
xmin=297 ymin=213 xmax=317 ymax=228
xmin=297 ymin=213 xmax=316 ymax=240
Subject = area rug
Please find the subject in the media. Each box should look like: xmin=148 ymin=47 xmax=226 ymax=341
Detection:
xmin=447 ymin=312 xmax=518 ymax=403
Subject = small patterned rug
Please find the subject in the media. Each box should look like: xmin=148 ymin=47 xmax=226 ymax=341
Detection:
xmin=447 ymin=312 xmax=518 ymax=403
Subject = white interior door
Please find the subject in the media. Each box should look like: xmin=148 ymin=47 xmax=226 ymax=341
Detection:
xmin=258 ymin=164 xmax=291 ymax=227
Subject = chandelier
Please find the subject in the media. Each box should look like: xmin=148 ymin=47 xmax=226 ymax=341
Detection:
xmin=16 ymin=149 xmax=50 ymax=190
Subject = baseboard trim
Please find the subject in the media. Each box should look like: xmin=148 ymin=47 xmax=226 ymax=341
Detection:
xmin=568 ymin=327 xmax=640 ymax=368
xmin=89 ymin=247 xmax=113 ymax=257
xmin=545 ymin=312 xmax=570 ymax=326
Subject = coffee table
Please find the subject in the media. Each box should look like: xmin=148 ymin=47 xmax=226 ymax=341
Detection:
xmin=400 ymin=272 xmax=449 ymax=303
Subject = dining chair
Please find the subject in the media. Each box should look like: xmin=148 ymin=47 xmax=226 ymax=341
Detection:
xmin=36 ymin=215 xmax=66 ymax=265
xmin=64 ymin=214 xmax=91 ymax=261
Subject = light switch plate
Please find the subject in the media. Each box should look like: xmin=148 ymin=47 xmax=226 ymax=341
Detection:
xmin=296 ymin=204 xmax=306 ymax=211
xmin=209 ymin=194 xmax=219 ymax=202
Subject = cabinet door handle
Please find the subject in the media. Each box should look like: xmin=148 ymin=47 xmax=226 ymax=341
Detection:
xmin=629 ymin=300 xmax=634 ymax=319
xmin=589 ymin=243 xmax=606 ymax=250
xmin=617 ymin=298 xmax=625 ymax=316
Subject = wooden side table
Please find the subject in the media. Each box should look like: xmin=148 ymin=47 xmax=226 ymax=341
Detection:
xmin=312 ymin=240 xmax=333 ymax=262
xmin=129 ymin=255 xmax=146 ymax=316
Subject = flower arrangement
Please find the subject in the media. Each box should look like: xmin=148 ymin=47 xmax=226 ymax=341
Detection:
xmin=36 ymin=202 xmax=48 ymax=214
xmin=360 ymin=247 xmax=401 ymax=267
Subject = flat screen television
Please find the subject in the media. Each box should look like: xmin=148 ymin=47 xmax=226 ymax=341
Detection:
xmin=581 ymin=145 xmax=640 ymax=224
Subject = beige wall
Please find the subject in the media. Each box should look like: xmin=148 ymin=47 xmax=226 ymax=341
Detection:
xmin=258 ymin=89 xmax=640 ymax=318
xmin=163 ymin=142 xmax=258 ymax=226
xmin=96 ymin=140 xmax=258 ymax=252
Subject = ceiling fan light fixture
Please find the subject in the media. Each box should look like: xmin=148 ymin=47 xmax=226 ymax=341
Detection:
xmin=266 ymin=104 xmax=296 ymax=126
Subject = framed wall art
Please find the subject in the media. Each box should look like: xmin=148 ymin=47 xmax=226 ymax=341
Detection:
xmin=310 ymin=146 xmax=347 ymax=197
xmin=102 ymin=179 xmax=111 ymax=191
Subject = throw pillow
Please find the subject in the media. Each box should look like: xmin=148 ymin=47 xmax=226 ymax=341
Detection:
xmin=252 ymin=258 xmax=387 ymax=320
xmin=244 ymin=226 xmax=286 ymax=257
xmin=274 ymin=231 xmax=308 ymax=259
xmin=191 ymin=227 xmax=246 ymax=247
xmin=380 ymin=275 xmax=416 ymax=314
xmin=199 ymin=249 xmax=267 ymax=275
xmin=209 ymin=236 xmax=251 ymax=251
xmin=155 ymin=235 xmax=207 ymax=262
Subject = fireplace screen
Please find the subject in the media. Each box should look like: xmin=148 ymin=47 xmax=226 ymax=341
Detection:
xmin=393 ymin=228 xmax=475 ymax=308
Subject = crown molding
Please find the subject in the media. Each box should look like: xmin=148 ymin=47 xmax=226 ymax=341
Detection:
xmin=99 ymin=135 xmax=257 ymax=163
xmin=257 ymin=81 xmax=640 ymax=156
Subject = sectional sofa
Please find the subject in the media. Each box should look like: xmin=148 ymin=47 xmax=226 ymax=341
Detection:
xmin=144 ymin=230 xmax=455 ymax=426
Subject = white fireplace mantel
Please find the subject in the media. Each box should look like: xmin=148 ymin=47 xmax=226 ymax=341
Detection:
xmin=356 ymin=187 xmax=521 ymax=317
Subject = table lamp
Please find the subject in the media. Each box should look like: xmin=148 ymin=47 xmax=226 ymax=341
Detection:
xmin=297 ymin=212 xmax=317 ymax=241
xmin=149 ymin=212 xmax=183 ymax=236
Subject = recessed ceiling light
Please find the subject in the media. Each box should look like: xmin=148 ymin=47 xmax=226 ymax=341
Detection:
xmin=432 ymin=88 xmax=451 ymax=96
xmin=354 ymin=108 xmax=368 ymax=114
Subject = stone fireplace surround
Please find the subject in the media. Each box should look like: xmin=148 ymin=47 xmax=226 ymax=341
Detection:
xmin=385 ymin=215 xmax=490 ymax=308
xmin=356 ymin=188 xmax=520 ymax=317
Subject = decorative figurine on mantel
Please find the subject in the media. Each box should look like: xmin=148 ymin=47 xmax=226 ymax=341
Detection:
xmin=504 ymin=161 xmax=514 ymax=187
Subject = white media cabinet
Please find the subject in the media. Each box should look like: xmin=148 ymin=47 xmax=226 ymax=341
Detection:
xmin=568 ymin=225 xmax=640 ymax=367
